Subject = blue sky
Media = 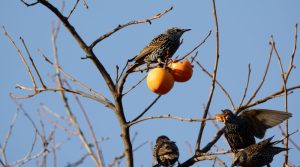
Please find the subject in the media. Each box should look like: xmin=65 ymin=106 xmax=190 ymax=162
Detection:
xmin=1 ymin=0 xmax=300 ymax=166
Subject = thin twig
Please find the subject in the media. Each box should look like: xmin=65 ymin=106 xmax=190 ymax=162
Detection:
xmin=38 ymin=49 xmax=115 ymax=110
xmin=67 ymin=0 xmax=80 ymax=19
xmin=20 ymin=37 xmax=47 ymax=89
xmin=179 ymin=155 xmax=227 ymax=167
xmin=20 ymin=0 xmax=39 ymax=7
xmin=36 ymin=110 xmax=48 ymax=167
xmin=286 ymin=23 xmax=298 ymax=79
xmin=64 ymin=80 xmax=105 ymax=167
xmin=40 ymin=106 xmax=77 ymax=136
xmin=130 ymin=95 xmax=162 ymax=124
xmin=128 ymin=115 xmax=215 ymax=126
xmin=2 ymin=26 xmax=38 ymax=90
xmin=38 ymin=0 xmax=117 ymax=97
xmin=177 ymin=30 xmax=212 ymax=61
xmin=51 ymin=130 xmax=57 ymax=167
xmin=243 ymin=41 xmax=273 ymax=109
xmin=109 ymin=141 xmax=148 ymax=167
xmin=272 ymin=40 xmax=289 ymax=165
xmin=194 ymin=60 xmax=234 ymax=109
xmin=10 ymin=137 xmax=70 ymax=166
xmin=195 ymin=0 xmax=220 ymax=152
xmin=89 ymin=6 xmax=173 ymax=48
xmin=122 ymin=75 xmax=147 ymax=96
xmin=81 ymin=0 xmax=89 ymax=9
xmin=238 ymin=64 xmax=251 ymax=109
xmin=239 ymin=85 xmax=299 ymax=110
xmin=278 ymin=126 xmax=300 ymax=152
xmin=51 ymin=21 xmax=101 ymax=167
xmin=1 ymin=110 xmax=20 ymax=165
xmin=12 ymin=84 xmax=113 ymax=108
xmin=65 ymin=154 xmax=89 ymax=167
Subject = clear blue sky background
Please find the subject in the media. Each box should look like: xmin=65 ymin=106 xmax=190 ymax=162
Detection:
xmin=1 ymin=0 xmax=300 ymax=166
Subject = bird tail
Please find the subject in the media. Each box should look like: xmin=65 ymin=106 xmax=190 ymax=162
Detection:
xmin=128 ymin=55 xmax=138 ymax=62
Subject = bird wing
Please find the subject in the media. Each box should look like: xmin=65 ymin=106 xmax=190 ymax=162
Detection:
xmin=131 ymin=33 xmax=168 ymax=63
xmin=240 ymin=109 xmax=292 ymax=138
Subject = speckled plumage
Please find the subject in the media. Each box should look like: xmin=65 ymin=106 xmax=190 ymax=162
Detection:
xmin=232 ymin=136 xmax=289 ymax=167
xmin=153 ymin=135 xmax=179 ymax=167
xmin=129 ymin=27 xmax=190 ymax=71
xmin=215 ymin=109 xmax=292 ymax=151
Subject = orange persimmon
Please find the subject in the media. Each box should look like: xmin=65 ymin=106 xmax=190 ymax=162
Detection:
xmin=168 ymin=59 xmax=193 ymax=82
xmin=146 ymin=68 xmax=174 ymax=95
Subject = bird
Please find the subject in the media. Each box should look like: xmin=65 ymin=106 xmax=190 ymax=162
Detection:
xmin=128 ymin=27 xmax=190 ymax=72
xmin=153 ymin=135 xmax=179 ymax=167
xmin=231 ymin=136 xmax=289 ymax=167
xmin=215 ymin=109 xmax=292 ymax=151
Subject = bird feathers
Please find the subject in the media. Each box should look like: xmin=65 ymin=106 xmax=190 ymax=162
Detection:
xmin=240 ymin=109 xmax=292 ymax=138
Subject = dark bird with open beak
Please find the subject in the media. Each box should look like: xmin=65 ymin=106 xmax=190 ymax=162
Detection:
xmin=215 ymin=109 xmax=292 ymax=151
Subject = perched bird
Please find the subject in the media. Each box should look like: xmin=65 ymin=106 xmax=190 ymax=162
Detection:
xmin=215 ymin=109 xmax=292 ymax=150
xmin=153 ymin=135 xmax=179 ymax=167
xmin=128 ymin=27 xmax=190 ymax=72
xmin=232 ymin=136 xmax=289 ymax=167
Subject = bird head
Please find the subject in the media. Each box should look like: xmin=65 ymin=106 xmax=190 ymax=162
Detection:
xmin=215 ymin=109 xmax=235 ymax=123
xmin=232 ymin=150 xmax=247 ymax=167
xmin=156 ymin=135 xmax=170 ymax=144
xmin=165 ymin=27 xmax=191 ymax=38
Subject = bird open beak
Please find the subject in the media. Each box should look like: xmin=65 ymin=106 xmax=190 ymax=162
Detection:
xmin=215 ymin=114 xmax=226 ymax=123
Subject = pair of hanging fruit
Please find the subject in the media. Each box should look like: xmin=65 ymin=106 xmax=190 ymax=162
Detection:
xmin=146 ymin=59 xmax=193 ymax=95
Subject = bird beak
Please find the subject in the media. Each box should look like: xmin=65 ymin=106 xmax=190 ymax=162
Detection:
xmin=183 ymin=29 xmax=191 ymax=32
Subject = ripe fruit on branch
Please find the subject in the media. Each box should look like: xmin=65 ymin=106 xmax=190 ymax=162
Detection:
xmin=146 ymin=68 xmax=174 ymax=95
xmin=168 ymin=59 xmax=193 ymax=82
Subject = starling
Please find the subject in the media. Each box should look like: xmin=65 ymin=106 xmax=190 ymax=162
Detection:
xmin=128 ymin=27 xmax=190 ymax=72
xmin=215 ymin=109 xmax=292 ymax=150
xmin=232 ymin=136 xmax=289 ymax=167
xmin=153 ymin=135 xmax=179 ymax=167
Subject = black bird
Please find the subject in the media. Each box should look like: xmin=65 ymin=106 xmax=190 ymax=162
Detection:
xmin=232 ymin=136 xmax=289 ymax=167
xmin=215 ymin=109 xmax=292 ymax=150
xmin=128 ymin=27 xmax=190 ymax=72
xmin=153 ymin=135 xmax=179 ymax=167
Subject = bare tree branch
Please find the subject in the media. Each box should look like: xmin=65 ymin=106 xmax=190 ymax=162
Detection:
xmin=0 ymin=110 xmax=20 ymax=166
xmin=20 ymin=0 xmax=39 ymax=7
xmin=122 ymin=75 xmax=147 ymax=96
xmin=38 ymin=51 xmax=114 ymax=109
xmin=37 ymin=0 xmax=117 ymax=96
xmin=286 ymin=23 xmax=298 ymax=79
xmin=242 ymin=41 xmax=273 ymax=110
xmin=194 ymin=60 xmax=235 ymax=109
xmin=89 ymin=6 xmax=173 ymax=49
xmin=195 ymin=0 xmax=220 ymax=152
xmin=65 ymin=154 xmax=89 ymax=167
xmin=64 ymin=80 xmax=105 ymax=166
xmin=20 ymin=37 xmax=47 ymax=89
xmin=2 ymin=26 xmax=38 ymax=90
xmin=130 ymin=95 xmax=162 ymax=124
xmin=128 ymin=114 xmax=215 ymax=126
xmin=179 ymin=155 xmax=227 ymax=167
xmin=238 ymin=64 xmax=251 ymax=109
xmin=177 ymin=30 xmax=212 ymax=61
xmin=67 ymin=0 xmax=80 ymax=19
xmin=51 ymin=21 xmax=101 ymax=167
